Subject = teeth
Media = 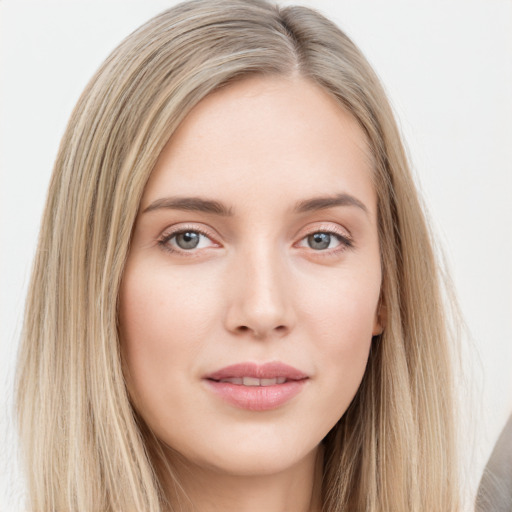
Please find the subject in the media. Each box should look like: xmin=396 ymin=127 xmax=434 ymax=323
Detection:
xmin=218 ymin=377 xmax=288 ymax=386
xmin=243 ymin=377 xmax=261 ymax=386
xmin=219 ymin=377 xmax=243 ymax=385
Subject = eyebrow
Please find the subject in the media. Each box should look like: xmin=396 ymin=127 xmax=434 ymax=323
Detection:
xmin=142 ymin=192 xmax=368 ymax=216
xmin=143 ymin=196 xmax=233 ymax=216
xmin=294 ymin=193 xmax=368 ymax=215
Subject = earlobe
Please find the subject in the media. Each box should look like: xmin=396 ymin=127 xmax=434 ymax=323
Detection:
xmin=372 ymin=301 xmax=386 ymax=336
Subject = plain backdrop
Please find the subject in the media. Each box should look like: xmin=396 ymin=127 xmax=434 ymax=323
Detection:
xmin=1 ymin=0 xmax=511 ymax=509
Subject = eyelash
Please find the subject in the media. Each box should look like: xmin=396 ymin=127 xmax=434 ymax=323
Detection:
xmin=158 ymin=225 xmax=218 ymax=256
xmin=296 ymin=226 xmax=354 ymax=256
xmin=157 ymin=225 xmax=354 ymax=257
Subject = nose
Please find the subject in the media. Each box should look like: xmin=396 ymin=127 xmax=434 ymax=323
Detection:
xmin=224 ymin=246 xmax=295 ymax=340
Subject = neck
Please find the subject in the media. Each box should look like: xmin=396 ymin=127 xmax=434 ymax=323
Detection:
xmin=160 ymin=446 xmax=324 ymax=512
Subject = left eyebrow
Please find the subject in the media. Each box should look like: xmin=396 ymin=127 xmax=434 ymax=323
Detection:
xmin=294 ymin=193 xmax=369 ymax=215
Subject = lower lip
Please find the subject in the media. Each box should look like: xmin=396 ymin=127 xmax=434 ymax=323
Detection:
xmin=205 ymin=380 xmax=307 ymax=411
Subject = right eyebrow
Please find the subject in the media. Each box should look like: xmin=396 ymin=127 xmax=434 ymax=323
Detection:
xmin=142 ymin=196 xmax=233 ymax=216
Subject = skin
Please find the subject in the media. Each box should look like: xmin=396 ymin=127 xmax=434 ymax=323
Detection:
xmin=119 ymin=75 xmax=383 ymax=512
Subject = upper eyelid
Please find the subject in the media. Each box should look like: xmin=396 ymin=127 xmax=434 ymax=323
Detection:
xmin=159 ymin=223 xmax=218 ymax=240
xmin=295 ymin=222 xmax=353 ymax=240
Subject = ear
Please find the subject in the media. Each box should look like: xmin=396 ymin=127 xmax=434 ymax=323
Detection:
xmin=372 ymin=299 xmax=386 ymax=336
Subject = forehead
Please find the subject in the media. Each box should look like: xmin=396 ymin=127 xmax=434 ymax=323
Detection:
xmin=142 ymin=76 xmax=376 ymax=216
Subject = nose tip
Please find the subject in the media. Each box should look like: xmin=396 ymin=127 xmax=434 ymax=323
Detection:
xmin=224 ymin=254 xmax=295 ymax=340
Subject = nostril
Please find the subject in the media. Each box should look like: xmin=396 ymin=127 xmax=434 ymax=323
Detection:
xmin=234 ymin=324 xmax=287 ymax=337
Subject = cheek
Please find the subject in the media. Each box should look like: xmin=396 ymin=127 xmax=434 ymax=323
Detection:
xmin=299 ymin=269 xmax=380 ymax=412
xmin=118 ymin=261 xmax=215 ymax=411
xmin=303 ymin=266 xmax=380 ymax=345
xmin=120 ymin=259 xmax=217 ymax=345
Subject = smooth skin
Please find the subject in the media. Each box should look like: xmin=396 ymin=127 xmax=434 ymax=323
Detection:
xmin=119 ymin=76 xmax=383 ymax=512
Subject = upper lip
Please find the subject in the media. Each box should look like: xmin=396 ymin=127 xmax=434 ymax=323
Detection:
xmin=205 ymin=362 xmax=308 ymax=381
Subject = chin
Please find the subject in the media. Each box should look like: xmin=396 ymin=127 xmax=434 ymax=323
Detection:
xmin=168 ymin=429 xmax=320 ymax=477
xmin=198 ymin=450 xmax=316 ymax=477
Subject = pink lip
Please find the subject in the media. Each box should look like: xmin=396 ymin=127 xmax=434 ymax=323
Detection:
xmin=206 ymin=362 xmax=308 ymax=381
xmin=204 ymin=362 xmax=308 ymax=411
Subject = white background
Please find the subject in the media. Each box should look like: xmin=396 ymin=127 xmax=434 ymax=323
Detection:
xmin=1 ymin=0 xmax=511 ymax=509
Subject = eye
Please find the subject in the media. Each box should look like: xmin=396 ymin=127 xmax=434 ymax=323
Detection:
xmin=296 ymin=230 xmax=353 ymax=252
xmin=174 ymin=231 xmax=203 ymax=250
xmin=159 ymin=228 xmax=218 ymax=253
xmin=306 ymin=232 xmax=335 ymax=250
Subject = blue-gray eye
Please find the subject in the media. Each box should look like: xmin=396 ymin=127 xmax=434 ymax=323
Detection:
xmin=307 ymin=232 xmax=332 ymax=250
xmin=175 ymin=231 xmax=201 ymax=249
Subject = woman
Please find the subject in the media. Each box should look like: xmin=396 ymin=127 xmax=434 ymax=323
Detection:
xmin=15 ymin=0 xmax=460 ymax=510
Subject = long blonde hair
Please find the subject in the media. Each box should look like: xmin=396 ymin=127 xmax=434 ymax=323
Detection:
xmin=16 ymin=0 xmax=459 ymax=510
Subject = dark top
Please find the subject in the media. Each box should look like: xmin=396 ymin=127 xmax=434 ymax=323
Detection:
xmin=475 ymin=414 xmax=512 ymax=511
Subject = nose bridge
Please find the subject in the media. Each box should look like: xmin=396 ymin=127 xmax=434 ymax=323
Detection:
xmin=226 ymin=240 xmax=293 ymax=338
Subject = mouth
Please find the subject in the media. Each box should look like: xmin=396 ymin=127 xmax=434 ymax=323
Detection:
xmin=204 ymin=362 xmax=309 ymax=411
xmin=212 ymin=376 xmax=289 ymax=386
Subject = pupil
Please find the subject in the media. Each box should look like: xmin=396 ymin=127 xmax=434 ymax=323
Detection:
xmin=176 ymin=231 xmax=200 ymax=249
xmin=308 ymin=232 xmax=330 ymax=250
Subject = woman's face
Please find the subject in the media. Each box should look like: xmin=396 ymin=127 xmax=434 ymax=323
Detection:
xmin=119 ymin=76 xmax=382 ymax=477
